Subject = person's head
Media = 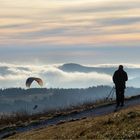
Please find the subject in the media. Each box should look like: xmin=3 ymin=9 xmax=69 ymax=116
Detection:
xmin=118 ymin=65 xmax=123 ymax=70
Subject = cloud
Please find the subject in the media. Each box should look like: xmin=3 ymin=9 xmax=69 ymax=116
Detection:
xmin=40 ymin=67 xmax=112 ymax=88
xmin=0 ymin=0 xmax=140 ymax=46
xmin=0 ymin=63 xmax=140 ymax=88
xmin=58 ymin=1 xmax=140 ymax=14
xmin=98 ymin=17 xmax=140 ymax=26
xmin=0 ymin=0 xmax=140 ymax=65
xmin=0 ymin=63 xmax=112 ymax=88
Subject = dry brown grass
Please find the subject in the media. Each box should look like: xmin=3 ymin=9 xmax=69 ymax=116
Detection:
xmin=7 ymin=105 xmax=140 ymax=140
xmin=0 ymin=98 xmax=113 ymax=130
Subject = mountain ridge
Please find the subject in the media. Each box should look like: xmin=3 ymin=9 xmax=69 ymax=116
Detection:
xmin=58 ymin=63 xmax=115 ymax=74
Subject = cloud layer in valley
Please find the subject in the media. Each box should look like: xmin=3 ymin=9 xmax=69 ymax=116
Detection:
xmin=0 ymin=63 xmax=140 ymax=88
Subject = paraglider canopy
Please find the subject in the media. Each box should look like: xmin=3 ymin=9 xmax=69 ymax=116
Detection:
xmin=26 ymin=77 xmax=43 ymax=88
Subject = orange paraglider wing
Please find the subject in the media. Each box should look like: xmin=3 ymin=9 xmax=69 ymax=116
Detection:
xmin=26 ymin=77 xmax=43 ymax=88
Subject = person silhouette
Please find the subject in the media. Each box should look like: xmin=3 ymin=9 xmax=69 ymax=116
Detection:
xmin=113 ymin=65 xmax=128 ymax=108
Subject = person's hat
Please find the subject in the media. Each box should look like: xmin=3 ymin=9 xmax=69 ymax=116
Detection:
xmin=119 ymin=65 xmax=123 ymax=70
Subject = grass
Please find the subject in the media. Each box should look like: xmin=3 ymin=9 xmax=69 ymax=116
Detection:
xmin=2 ymin=95 xmax=140 ymax=139
xmin=2 ymin=94 xmax=139 ymax=129
xmin=7 ymin=105 xmax=140 ymax=139
xmin=0 ymin=97 xmax=114 ymax=130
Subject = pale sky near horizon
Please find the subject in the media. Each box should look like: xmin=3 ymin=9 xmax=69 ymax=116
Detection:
xmin=0 ymin=0 xmax=140 ymax=65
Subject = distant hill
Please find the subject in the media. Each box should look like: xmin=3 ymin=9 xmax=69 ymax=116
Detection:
xmin=58 ymin=63 xmax=140 ymax=87
xmin=59 ymin=63 xmax=140 ymax=75
xmin=0 ymin=86 xmax=140 ymax=114
xmin=59 ymin=63 xmax=115 ymax=75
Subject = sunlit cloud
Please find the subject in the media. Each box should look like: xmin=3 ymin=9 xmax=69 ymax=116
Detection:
xmin=0 ymin=63 xmax=111 ymax=88
xmin=0 ymin=63 xmax=140 ymax=88
xmin=0 ymin=0 xmax=140 ymax=65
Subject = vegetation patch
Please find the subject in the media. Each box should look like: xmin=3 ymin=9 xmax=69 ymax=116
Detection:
xmin=7 ymin=105 xmax=140 ymax=140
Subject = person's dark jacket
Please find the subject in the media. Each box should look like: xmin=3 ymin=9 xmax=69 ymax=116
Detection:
xmin=113 ymin=69 xmax=128 ymax=89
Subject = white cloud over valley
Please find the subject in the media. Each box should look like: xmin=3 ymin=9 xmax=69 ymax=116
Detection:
xmin=0 ymin=63 xmax=140 ymax=88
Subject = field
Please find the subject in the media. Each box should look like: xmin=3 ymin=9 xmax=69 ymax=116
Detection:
xmin=7 ymin=105 xmax=140 ymax=139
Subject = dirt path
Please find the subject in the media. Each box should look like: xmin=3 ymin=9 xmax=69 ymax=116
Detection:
xmin=1 ymin=96 xmax=140 ymax=139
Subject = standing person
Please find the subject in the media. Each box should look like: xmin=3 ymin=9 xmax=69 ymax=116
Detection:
xmin=113 ymin=65 xmax=128 ymax=108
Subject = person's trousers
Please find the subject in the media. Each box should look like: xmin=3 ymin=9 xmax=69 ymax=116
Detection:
xmin=115 ymin=88 xmax=124 ymax=106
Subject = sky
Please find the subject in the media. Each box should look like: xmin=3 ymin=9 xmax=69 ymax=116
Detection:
xmin=0 ymin=0 xmax=140 ymax=65
xmin=0 ymin=0 xmax=140 ymax=88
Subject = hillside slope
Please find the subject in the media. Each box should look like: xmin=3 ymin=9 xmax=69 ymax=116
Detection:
xmin=8 ymin=105 xmax=140 ymax=139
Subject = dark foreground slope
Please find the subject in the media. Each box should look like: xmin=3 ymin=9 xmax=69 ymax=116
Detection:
xmin=8 ymin=104 xmax=140 ymax=139
xmin=1 ymin=95 xmax=140 ymax=139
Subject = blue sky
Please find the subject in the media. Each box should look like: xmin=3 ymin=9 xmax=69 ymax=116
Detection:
xmin=0 ymin=0 xmax=140 ymax=65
